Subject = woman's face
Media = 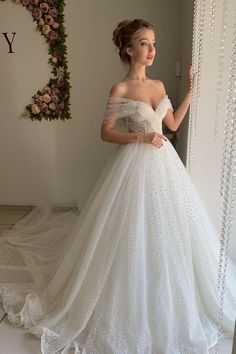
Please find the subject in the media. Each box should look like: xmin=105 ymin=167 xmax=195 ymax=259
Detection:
xmin=126 ymin=28 xmax=156 ymax=66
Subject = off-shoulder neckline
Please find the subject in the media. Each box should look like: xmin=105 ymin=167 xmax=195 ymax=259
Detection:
xmin=108 ymin=94 xmax=168 ymax=112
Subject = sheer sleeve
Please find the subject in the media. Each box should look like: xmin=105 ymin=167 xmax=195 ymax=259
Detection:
xmin=102 ymin=95 xmax=138 ymax=124
xmin=157 ymin=95 xmax=174 ymax=116
xmin=167 ymin=97 xmax=174 ymax=112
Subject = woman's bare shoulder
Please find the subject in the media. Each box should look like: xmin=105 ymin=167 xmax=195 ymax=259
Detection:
xmin=151 ymin=79 xmax=166 ymax=95
xmin=108 ymin=82 xmax=128 ymax=98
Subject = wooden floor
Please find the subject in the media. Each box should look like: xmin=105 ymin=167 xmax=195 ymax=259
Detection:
xmin=0 ymin=205 xmax=33 ymax=232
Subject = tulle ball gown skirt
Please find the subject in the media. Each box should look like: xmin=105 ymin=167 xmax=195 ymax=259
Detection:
xmin=0 ymin=140 xmax=236 ymax=354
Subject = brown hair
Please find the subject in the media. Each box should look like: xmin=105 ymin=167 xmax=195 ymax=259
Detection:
xmin=112 ymin=19 xmax=155 ymax=63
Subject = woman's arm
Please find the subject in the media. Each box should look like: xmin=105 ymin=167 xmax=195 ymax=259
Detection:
xmin=163 ymin=89 xmax=192 ymax=132
xmin=162 ymin=65 xmax=194 ymax=132
xmin=101 ymin=120 xmax=142 ymax=144
xmin=101 ymin=119 xmax=167 ymax=146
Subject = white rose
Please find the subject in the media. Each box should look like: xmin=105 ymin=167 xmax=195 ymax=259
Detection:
xmin=42 ymin=24 xmax=51 ymax=35
xmin=51 ymin=56 xmax=58 ymax=64
xmin=56 ymin=66 xmax=64 ymax=79
xmin=49 ymin=102 xmax=56 ymax=110
xmin=31 ymin=104 xmax=40 ymax=114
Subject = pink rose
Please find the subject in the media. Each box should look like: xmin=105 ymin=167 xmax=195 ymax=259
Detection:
xmin=51 ymin=95 xmax=59 ymax=103
xmin=27 ymin=3 xmax=34 ymax=11
xmin=42 ymin=24 xmax=51 ymax=35
xmin=52 ymin=21 xmax=59 ymax=29
xmin=39 ymin=2 xmax=49 ymax=13
xmin=48 ymin=8 xmax=58 ymax=18
xmin=57 ymin=79 xmax=64 ymax=88
xmin=38 ymin=102 xmax=48 ymax=112
xmin=33 ymin=95 xmax=42 ymax=104
xmin=44 ymin=15 xmax=54 ymax=25
xmin=52 ymin=52 xmax=61 ymax=60
xmin=51 ymin=87 xmax=60 ymax=96
xmin=57 ymin=102 xmax=64 ymax=110
xmin=30 ymin=0 xmax=39 ymax=4
xmin=38 ymin=18 xmax=45 ymax=26
xmin=32 ymin=8 xmax=42 ymax=20
xmin=48 ymin=30 xmax=57 ymax=41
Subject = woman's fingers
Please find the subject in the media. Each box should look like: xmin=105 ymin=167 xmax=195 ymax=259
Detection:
xmin=161 ymin=134 xmax=168 ymax=141
xmin=151 ymin=133 xmax=166 ymax=147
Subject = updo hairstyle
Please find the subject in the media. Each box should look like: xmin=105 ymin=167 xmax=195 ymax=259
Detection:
xmin=112 ymin=19 xmax=155 ymax=63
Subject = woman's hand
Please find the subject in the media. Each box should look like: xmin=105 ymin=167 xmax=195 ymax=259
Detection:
xmin=139 ymin=132 xmax=167 ymax=148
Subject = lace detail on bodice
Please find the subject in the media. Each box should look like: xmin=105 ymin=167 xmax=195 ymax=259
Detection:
xmin=103 ymin=94 xmax=174 ymax=134
xmin=122 ymin=116 xmax=147 ymax=133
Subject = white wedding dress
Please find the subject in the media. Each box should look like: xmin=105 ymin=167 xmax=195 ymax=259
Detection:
xmin=0 ymin=94 xmax=236 ymax=354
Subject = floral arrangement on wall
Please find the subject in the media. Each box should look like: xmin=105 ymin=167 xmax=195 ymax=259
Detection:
xmin=0 ymin=0 xmax=71 ymax=121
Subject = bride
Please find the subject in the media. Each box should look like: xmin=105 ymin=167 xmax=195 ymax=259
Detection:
xmin=0 ymin=18 xmax=236 ymax=354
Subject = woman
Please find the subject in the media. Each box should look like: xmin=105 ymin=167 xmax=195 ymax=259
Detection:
xmin=102 ymin=19 xmax=192 ymax=147
xmin=0 ymin=19 xmax=236 ymax=354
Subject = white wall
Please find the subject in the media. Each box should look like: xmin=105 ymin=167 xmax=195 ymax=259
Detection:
xmin=0 ymin=0 xmax=180 ymax=209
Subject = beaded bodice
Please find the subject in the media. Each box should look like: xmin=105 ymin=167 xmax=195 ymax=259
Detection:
xmin=103 ymin=94 xmax=174 ymax=134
